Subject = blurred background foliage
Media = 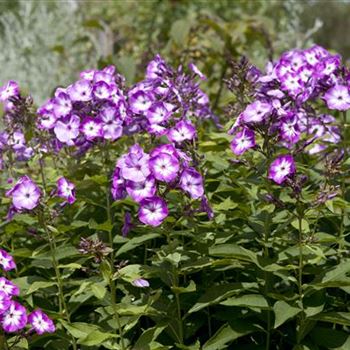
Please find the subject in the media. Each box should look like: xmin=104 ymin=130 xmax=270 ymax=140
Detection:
xmin=0 ymin=0 xmax=338 ymax=105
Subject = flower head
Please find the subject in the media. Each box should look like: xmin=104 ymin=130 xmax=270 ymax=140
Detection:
xmin=324 ymin=85 xmax=350 ymax=111
xmin=138 ymin=196 xmax=168 ymax=227
xmin=57 ymin=177 xmax=76 ymax=204
xmin=149 ymin=152 xmax=180 ymax=182
xmin=230 ymin=128 xmax=255 ymax=155
xmin=28 ymin=309 xmax=55 ymax=335
xmin=7 ymin=176 xmax=41 ymax=211
xmin=268 ymin=155 xmax=296 ymax=184
xmin=0 ymin=250 xmax=16 ymax=271
xmin=167 ymin=120 xmax=196 ymax=143
xmin=1 ymin=301 xmax=27 ymax=333
xmin=0 ymin=278 xmax=19 ymax=297
xmin=179 ymin=168 xmax=204 ymax=199
xmin=0 ymin=81 xmax=19 ymax=102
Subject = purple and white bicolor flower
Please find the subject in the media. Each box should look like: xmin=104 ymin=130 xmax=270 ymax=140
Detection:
xmin=6 ymin=176 xmax=41 ymax=211
xmin=1 ymin=301 xmax=27 ymax=333
xmin=138 ymin=196 xmax=169 ymax=227
xmin=242 ymin=101 xmax=272 ymax=124
xmin=67 ymin=79 xmax=92 ymax=102
xmin=230 ymin=128 xmax=255 ymax=155
xmin=0 ymin=250 xmax=16 ymax=271
xmin=149 ymin=152 xmax=180 ymax=182
xmin=268 ymin=155 xmax=296 ymax=185
xmin=28 ymin=309 xmax=55 ymax=335
xmin=54 ymin=115 xmax=80 ymax=145
xmin=126 ymin=176 xmax=156 ymax=203
xmin=179 ymin=168 xmax=204 ymax=199
xmin=324 ymin=85 xmax=350 ymax=111
xmin=0 ymin=81 xmax=19 ymax=102
xmin=189 ymin=63 xmax=206 ymax=80
xmin=0 ymin=278 xmax=19 ymax=297
xmin=117 ymin=145 xmax=151 ymax=182
xmin=80 ymin=118 xmax=102 ymax=140
xmin=57 ymin=177 xmax=76 ymax=204
xmin=0 ymin=291 xmax=11 ymax=315
xmin=129 ymin=91 xmax=153 ymax=114
xmin=146 ymin=102 xmax=172 ymax=124
xmin=167 ymin=120 xmax=196 ymax=143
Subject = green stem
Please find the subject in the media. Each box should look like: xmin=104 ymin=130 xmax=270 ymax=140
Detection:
xmin=175 ymin=291 xmax=184 ymax=345
xmin=264 ymin=215 xmax=271 ymax=350
xmin=339 ymin=111 xmax=348 ymax=255
xmin=297 ymin=212 xmax=305 ymax=343
xmin=103 ymin=147 xmax=126 ymax=350
xmin=38 ymin=157 xmax=77 ymax=350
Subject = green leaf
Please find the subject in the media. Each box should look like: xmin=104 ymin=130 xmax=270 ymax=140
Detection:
xmin=220 ymin=294 xmax=269 ymax=310
xmin=91 ymin=283 xmax=107 ymax=300
xmin=203 ymin=320 xmax=259 ymax=350
xmin=78 ymin=330 xmax=116 ymax=346
xmin=309 ymin=312 xmax=350 ymax=326
xmin=26 ymin=281 xmax=56 ymax=295
xmin=134 ymin=326 xmax=167 ymax=350
xmin=171 ymin=280 xmax=196 ymax=294
xmin=188 ymin=283 xmax=257 ymax=313
xmin=273 ymin=301 xmax=301 ymax=328
xmin=115 ymin=233 xmax=160 ymax=256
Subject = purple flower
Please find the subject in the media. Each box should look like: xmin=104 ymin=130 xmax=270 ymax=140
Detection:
xmin=52 ymin=91 xmax=72 ymax=118
xmin=93 ymin=81 xmax=112 ymax=100
xmin=189 ymin=63 xmax=206 ymax=80
xmin=280 ymin=115 xmax=300 ymax=144
xmin=117 ymin=145 xmax=150 ymax=182
xmin=111 ymin=168 xmax=127 ymax=200
xmin=146 ymin=102 xmax=172 ymax=124
xmin=57 ymin=177 xmax=75 ymax=204
xmin=138 ymin=196 xmax=168 ymax=227
xmin=80 ymin=118 xmax=102 ymax=140
xmin=268 ymin=155 xmax=296 ymax=185
xmin=179 ymin=168 xmax=204 ymax=199
xmin=167 ymin=120 xmax=196 ymax=143
xmin=0 ymin=292 xmax=11 ymax=315
xmin=1 ymin=301 xmax=27 ymax=333
xmin=0 ymin=250 xmax=16 ymax=271
xmin=149 ymin=152 xmax=180 ymax=182
xmin=67 ymin=79 xmax=92 ymax=102
xmin=242 ymin=101 xmax=272 ymax=124
xmin=0 ymin=277 xmax=19 ymax=297
xmin=230 ymin=128 xmax=255 ymax=155
xmin=0 ymin=81 xmax=19 ymax=101
xmin=126 ymin=176 xmax=156 ymax=203
xmin=132 ymin=278 xmax=150 ymax=288
xmin=122 ymin=212 xmax=133 ymax=237
xmin=129 ymin=91 xmax=153 ymax=114
xmin=28 ymin=309 xmax=55 ymax=335
xmin=7 ymin=176 xmax=41 ymax=211
xmin=324 ymin=85 xmax=350 ymax=111
xmin=54 ymin=115 xmax=80 ymax=145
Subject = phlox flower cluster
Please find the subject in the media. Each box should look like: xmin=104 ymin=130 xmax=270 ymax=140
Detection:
xmin=128 ymin=55 xmax=213 ymax=138
xmin=112 ymin=143 xmax=207 ymax=227
xmin=6 ymin=176 xmax=75 ymax=218
xmin=0 ymin=249 xmax=55 ymax=334
xmin=37 ymin=65 xmax=129 ymax=149
xmin=0 ymin=81 xmax=34 ymax=164
xmin=229 ymin=45 xmax=347 ymax=184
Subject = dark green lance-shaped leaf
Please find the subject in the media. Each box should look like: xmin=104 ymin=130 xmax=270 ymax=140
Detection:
xmin=134 ymin=325 xmax=167 ymax=350
xmin=220 ymin=294 xmax=269 ymax=310
xmin=188 ymin=282 xmax=257 ymax=313
xmin=310 ymin=327 xmax=350 ymax=349
xmin=273 ymin=301 xmax=301 ymax=328
xmin=26 ymin=281 xmax=57 ymax=295
xmin=209 ymin=244 xmax=257 ymax=263
xmin=203 ymin=320 xmax=260 ymax=350
xmin=309 ymin=312 xmax=350 ymax=326
xmin=90 ymin=283 xmax=107 ymax=300
xmin=115 ymin=233 xmax=160 ymax=256
xmin=171 ymin=280 xmax=196 ymax=294
xmin=77 ymin=330 xmax=117 ymax=346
